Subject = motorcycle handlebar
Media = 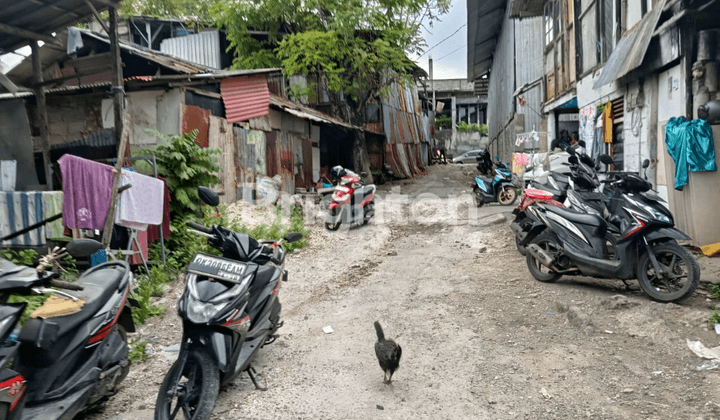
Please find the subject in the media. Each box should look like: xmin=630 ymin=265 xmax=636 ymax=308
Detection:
xmin=186 ymin=221 xmax=213 ymax=234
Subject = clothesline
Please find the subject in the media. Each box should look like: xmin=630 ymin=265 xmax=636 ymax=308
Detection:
xmin=515 ymin=131 xmax=550 ymax=147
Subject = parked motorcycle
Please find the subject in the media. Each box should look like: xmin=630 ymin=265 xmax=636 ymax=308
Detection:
xmin=155 ymin=186 xmax=302 ymax=420
xmin=0 ymin=240 xmax=134 ymax=420
xmin=325 ymin=165 xmax=376 ymax=230
xmin=521 ymin=155 xmax=699 ymax=303
xmin=472 ymin=156 xmax=518 ymax=207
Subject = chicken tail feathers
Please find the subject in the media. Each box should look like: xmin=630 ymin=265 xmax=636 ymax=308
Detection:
xmin=374 ymin=321 xmax=385 ymax=341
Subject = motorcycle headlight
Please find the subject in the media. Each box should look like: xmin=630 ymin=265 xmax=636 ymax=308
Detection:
xmin=638 ymin=202 xmax=670 ymax=223
xmin=627 ymin=196 xmax=670 ymax=223
xmin=186 ymin=298 xmax=228 ymax=324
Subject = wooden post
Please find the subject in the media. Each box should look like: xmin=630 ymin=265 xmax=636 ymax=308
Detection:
xmin=102 ymin=7 xmax=127 ymax=248
xmin=102 ymin=112 xmax=130 ymax=247
xmin=109 ymin=7 xmax=124 ymax=146
xmin=31 ymin=41 xmax=52 ymax=189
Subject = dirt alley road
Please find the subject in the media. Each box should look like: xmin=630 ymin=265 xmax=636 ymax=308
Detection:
xmin=87 ymin=164 xmax=720 ymax=420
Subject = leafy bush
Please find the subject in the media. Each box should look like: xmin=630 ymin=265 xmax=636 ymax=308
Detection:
xmin=0 ymin=249 xmax=37 ymax=266
xmin=128 ymin=339 xmax=149 ymax=363
xmin=141 ymin=129 xmax=222 ymax=218
xmin=435 ymin=115 xmax=451 ymax=128
xmin=456 ymin=121 xmax=488 ymax=135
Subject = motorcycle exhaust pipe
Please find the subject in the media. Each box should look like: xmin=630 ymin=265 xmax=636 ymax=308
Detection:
xmin=526 ymin=244 xmax=557 ymax=270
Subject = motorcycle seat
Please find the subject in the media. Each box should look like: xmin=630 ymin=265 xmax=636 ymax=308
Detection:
xmin=18 ymin=263 xmax=127 ymax=365
xmin=358 ymin=185 xmax=376 ymax=197
xmin=552 ymin=173 xmax=569 ymax=184
xmin=544 ymin=204 xmax=605 ymax=227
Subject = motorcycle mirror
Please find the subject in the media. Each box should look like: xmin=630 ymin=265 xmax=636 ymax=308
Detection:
xmin=642 ymin=159 xmax=650 ymax=169
xmin=66 ymin=239 xmax=104 ymax=258
xmin=198 ymin=186 xmax=220 ymax=207
xmin=494 ymin=155 xmax=500 ymax=161
xmin=284 ymin=232 xmax=303 ymax=243
xmin=579 ymin=140 xmax=586 ymax=147
xmin=599 ymin=154 xmax=614 ymax=165
xmin=360 ymin=172 xmax=368 ymax=178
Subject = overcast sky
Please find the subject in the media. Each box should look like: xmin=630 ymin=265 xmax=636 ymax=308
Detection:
xmin=409 ymin=0 xmax=468 ymax=81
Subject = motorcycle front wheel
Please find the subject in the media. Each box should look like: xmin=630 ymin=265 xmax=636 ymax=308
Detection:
xmin=637 ymin=242 xmax=700 ymax=303
xmin=155 ymin=349 xmax=220 ymax=420
xmin=498 ymin=186 xmax=518 ymax=206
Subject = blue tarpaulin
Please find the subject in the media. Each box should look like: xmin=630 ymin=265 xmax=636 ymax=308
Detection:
xmin=665 ymin=117 xmax=717 ymax=191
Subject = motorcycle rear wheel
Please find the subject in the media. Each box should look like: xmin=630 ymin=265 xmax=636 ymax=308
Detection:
xmin=638 ymin=242 xmax=700 ymax=303
xmin=473 ymin=189 xmax=484 ymax=208
xmin=526 ymin=230 xmax=562 ymax=283
xmin=155 ymin=349 xmax=220 ymax=420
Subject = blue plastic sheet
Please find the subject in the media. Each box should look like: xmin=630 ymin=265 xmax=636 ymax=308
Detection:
xmin=664 ymin=117 xmax=717 ymax=190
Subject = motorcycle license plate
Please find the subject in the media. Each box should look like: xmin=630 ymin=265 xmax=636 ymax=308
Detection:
xmin=187 ymin=253 xmax=247 ymax=282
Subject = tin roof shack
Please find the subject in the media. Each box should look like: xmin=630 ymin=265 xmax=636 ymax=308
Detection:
xmin=288 ymin=70 xmax=431 ymax=179
xmin=0 ymin=0 xmax=124 ymax=191
xmin=467 ymin=0 xmax=545 ymax=162
xmin=2 ymin=28 xmax=356 ymax=204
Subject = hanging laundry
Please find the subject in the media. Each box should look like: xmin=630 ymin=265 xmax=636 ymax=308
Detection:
xmin=115 ymin=170 xmax=164 ymax=230
xmin=58 ymin=154 xmax=114 ymax=230
xmin=147 ymin=176 xmax=171 ymax=244
xmin=42 ymin=191 xmax=65 ymax=239
xmin=602 ymin=105 xmax=613 ymax=143
xmin=665 ymin=117 xmax=718 ymax=191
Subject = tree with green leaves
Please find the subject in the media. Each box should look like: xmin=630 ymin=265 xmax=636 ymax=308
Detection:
xmin=213 ymin=0 xmax=449 ymax=181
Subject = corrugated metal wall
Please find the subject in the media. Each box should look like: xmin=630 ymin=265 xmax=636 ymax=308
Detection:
xmin=487 ymin=14 xmax=515 ymax=146
xmin=381 ymin=81 xmax=426 ymax=178
xmin=160 ymin=31 xmax=221 ymax=69
xmin=514 ymin=16 xmax=544 ymax=134
xmin=486 ymin=11 xmax=544 ymax=161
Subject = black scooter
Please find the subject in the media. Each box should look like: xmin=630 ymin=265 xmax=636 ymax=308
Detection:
xmin=521 ymin=160 xmax=700 ymax=303
xmin=0 ymin=240 xmax=134 ymax=420
xmin=154 ymin=187 xmax=302 ymax=420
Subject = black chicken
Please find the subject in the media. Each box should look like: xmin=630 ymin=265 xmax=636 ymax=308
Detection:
xmin=374 ymin=321 xmax=402 ymax=384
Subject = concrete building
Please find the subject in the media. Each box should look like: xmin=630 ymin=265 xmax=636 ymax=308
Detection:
xmin=469 ymin=0 xmax=720 ymax=246
xmin=419 ymin=78 xmax=489 ymax=157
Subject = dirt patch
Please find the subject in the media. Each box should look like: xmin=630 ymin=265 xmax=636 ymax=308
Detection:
xmin=82 ymin=165 xmax=720 ymax=420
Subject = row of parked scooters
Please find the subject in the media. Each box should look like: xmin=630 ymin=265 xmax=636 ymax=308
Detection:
xmin=0 ymin=187 xmax=301 ymax=420
xmin=510 ymin=142 xmax=700 ymax=303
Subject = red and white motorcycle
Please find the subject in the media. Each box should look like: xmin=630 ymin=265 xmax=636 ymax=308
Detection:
xmin=324 ymin=166 xmax=376 ymax=231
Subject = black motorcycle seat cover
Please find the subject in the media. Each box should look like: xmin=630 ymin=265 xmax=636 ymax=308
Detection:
xmin=544 ymin=204 xmax=605 ymax=227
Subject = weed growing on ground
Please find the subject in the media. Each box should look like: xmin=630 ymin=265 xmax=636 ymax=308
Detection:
xmin=128 ymin=338 xmax=149 ymax=363
xmin=709 ymin=310 xmax=720 ymax=330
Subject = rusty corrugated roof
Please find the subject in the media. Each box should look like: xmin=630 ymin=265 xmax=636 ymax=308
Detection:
xmin=0 ymin=0 xmax=122 ymax=53
xmin=269 ymin=94 xmax=357 ymax=129
xmin=221 ymin=75 xmax=270 ymax=123
xmin=593 ymin=0 xmax=666 ymax=89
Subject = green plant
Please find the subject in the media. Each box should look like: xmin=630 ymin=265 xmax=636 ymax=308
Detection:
xmin=456 ymin=122 xmax=489 ymax=135
xmin=0 ymin=249 xmax=37 ymax=266
xmin=131 ymin=275 xmax=167 ymax=326
xmin=129 ymin=339 xmax=149 ymax=363
xmin=710 ymin=310 xmax=720 ymax=330
xmin=711 ymin=283 xmax=720 ymax=300
xmin=141 ymin=129 xmax=221 ymax=218
xmin=435 ymin=115 xmax=451 ymax=128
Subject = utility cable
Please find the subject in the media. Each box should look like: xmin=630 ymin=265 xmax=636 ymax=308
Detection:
xmin=418 ymin=23 xmax=467 ymax=59
xmin=436 ymin=43 xmax=466 ymax=61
